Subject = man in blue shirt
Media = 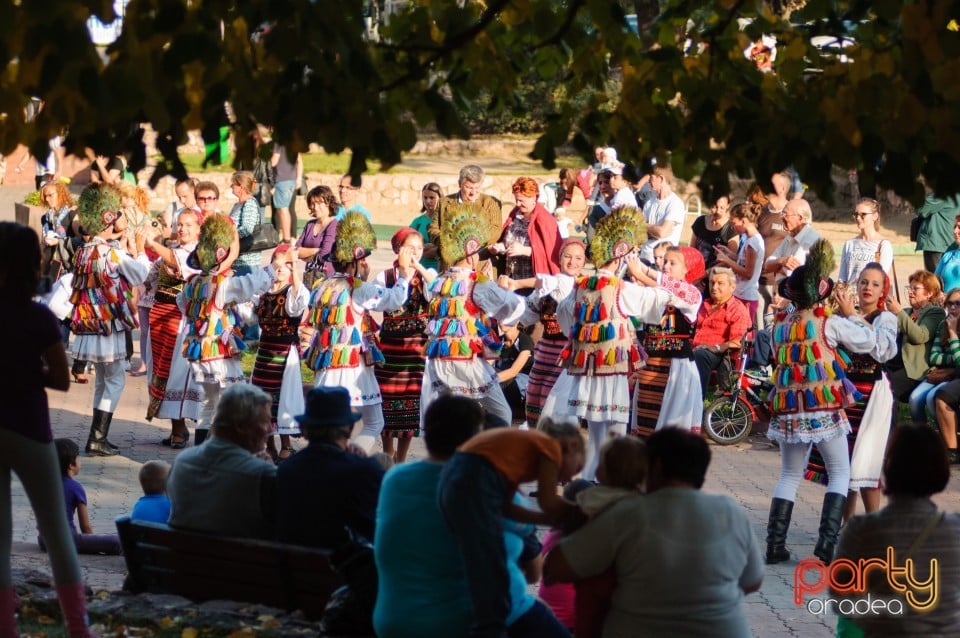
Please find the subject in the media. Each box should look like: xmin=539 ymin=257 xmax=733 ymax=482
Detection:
xmin=337 ymin=174 xmax=372 ymax=221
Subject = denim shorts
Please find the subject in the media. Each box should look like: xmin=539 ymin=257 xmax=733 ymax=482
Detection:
xmin=273 ymin=180 xmax=296 ymax=208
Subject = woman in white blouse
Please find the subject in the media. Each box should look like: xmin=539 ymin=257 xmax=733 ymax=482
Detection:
xmin=838 ymin=198 xmax=894 ymax=286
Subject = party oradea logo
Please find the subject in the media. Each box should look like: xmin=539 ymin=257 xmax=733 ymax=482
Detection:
xmin=794 ymin=548 xmax=939 ymax=617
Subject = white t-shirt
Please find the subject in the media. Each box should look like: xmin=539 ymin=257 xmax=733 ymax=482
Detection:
xmin=610 ymin=186 xmax=638 ymax=211
xmin=734 ymin=233 xmax=765 ymax=301
xmin=640 ymin=192 xmax=685 ymax=262
xmin=561 ymin=488 xmax=763 ymax=638
xmin=838 ymin=237 xmax=894 ymax=285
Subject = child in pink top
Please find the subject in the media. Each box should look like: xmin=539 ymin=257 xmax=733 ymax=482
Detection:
xmin=538 ymin=479 xmax=594 ymax=631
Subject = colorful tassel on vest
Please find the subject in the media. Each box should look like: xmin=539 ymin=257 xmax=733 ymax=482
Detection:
xmin=562 ymin=275 xmax=639 ymax=377
xmin=769 ymin=308 xmax=860 ymax=414
xmin=69 ymin=242 xmax=138 ymax=336
xmin=181 ymin=274 xmax=246 ymax=362
xmin=423 ymin=271 xmax=501 ymax=360
xmin=303 ymin=275 xmax=368 ymax=370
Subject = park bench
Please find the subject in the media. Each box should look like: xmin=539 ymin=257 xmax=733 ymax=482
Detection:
xmin=115 ymin=515 xmax=342 ymax=619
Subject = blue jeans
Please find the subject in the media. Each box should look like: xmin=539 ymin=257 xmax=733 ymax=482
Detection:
xmin=508 ymin=601 xmax=572 ymax=638
xmin=438 ymin=452 xmax=511 ymax=638
xmin=909 ymin=381 xmax=946 ymax=423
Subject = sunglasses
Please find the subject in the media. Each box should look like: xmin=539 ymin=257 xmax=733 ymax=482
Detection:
xmin=197 ymin=196 xmax=218 ymax=202
xmin=852 ymin=212 xmax=874 ymax=220
xmin=947 ymin=300 xmax=960 ymax=308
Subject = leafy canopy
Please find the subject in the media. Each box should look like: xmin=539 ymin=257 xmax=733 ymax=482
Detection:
xmin=2 ymin=0 xmax=958 ymax=202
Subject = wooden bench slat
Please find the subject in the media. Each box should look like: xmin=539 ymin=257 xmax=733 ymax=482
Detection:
xmin=116 ymin=515 xmax=342 ymax=618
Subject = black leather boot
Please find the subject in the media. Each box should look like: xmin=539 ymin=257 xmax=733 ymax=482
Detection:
xmin=85 ymin=410 xmax=119 ymax=457
xmin=813 ymin=492 xmax=847 ymax=564
xmin=194 ymin=429 xmax=208 ymax=446
xmin=765 ymin=498 xmax=794 ymax=564
xmin=89 ymin=409 xmax=119 ymax=451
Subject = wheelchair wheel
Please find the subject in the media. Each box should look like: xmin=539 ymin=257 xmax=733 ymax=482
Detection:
xmin=703 ymin=396 xmax=754 ymax=445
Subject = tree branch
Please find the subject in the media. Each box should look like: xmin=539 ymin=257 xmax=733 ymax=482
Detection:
xmin=533 ymin=0 xmax=586 ymax=50
xmin=379 ymin=0 xmax=512 ymax=93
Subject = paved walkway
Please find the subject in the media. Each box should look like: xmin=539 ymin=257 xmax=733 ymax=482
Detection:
xmin=3 ymin=181 xmax=957 ymax=636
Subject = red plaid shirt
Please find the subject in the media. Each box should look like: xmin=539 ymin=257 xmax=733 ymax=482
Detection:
xmin=692 ymin=296 xmax=751 ymax=348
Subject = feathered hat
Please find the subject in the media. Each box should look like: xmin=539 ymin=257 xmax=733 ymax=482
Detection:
xmin=440 ymin=204 xmax=499 ymax=266
xmin=187 ymin=213 xmax=235 ymax=273
xmin=77 ymin=184 xmax=123 ymax=235
xmin=778 ymin=238 xmax=835 ymax=309
xmin=590 ymin=207 xmax=647 ymax=266
xmin=332 ymin=210 xmax=377 ymax=264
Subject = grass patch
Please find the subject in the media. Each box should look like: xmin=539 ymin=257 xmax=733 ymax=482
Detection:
xmin=240 ymin=346 xmax=315 ymax=383
xmin=170 ymin=151 xmax=353 ymax=175
xmin=162 ymin=148 xmax=585 ymax=176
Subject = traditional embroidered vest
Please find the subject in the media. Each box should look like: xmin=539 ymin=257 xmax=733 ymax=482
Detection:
xmin=304 ymin=275 xmax=366 ymax=370
xmin=381 ymin=268 xmax=429 ymax=338
xmin=424 ymin=271 xmax=501 ymax=360
xmin=844 ymin=352 xmax=883 ymax=383
xmin=539 ymin=295 xmax=565 ymax=340
xmin=69 ymin=241 xmax=138 ymax=336
xmin=181 ymin=274 xmax=246 ymax=362
xmin=843 ymin=312 xmax=884 ymax=383
xmin=559 ymin=275 xmax=640 ymax=376
xmin=769 ymin=308 xmax=862 ymax=414
xmin=154 ymin=263 xmax=187 ymax=304
xmin=256 ymin=285 xmax=302 ymax=342
xmin=642 ymin=306 xmax=695 ymax=359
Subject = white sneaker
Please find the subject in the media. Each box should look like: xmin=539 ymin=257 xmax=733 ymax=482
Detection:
xmin=518 ymin=421 xmax=530 ymax=431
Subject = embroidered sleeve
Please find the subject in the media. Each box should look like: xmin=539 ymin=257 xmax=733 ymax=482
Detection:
xmin=658 ymin=275 xmax=701 ymax=306
xmin=225 ymin=264 xmax=277 ymax=304
xmin=824 ymin=315 xmax=875 ymax=354
xmin=356 ymin=278 xmax=409 ymax=312
xmin=473 ymin=280 xmax=525 ymax=326
xmin=285 ymin=284 xmax=311 ymax=316
xmin=870 ymin=312 xmax=899 ymax=363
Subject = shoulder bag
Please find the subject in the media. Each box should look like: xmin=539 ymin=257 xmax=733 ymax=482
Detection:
xmin=238 ymin=199 xmax=279 ymax=253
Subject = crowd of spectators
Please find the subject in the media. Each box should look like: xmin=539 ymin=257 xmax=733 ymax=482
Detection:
xmin=14 ymin=142 xmax=960 ymax=638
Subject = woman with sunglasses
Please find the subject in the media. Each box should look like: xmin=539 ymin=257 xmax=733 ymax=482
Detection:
xmin=410 ymin=182 xmax=442 ymax=270
xmin=837 ymin=198 xmax=893 ymax=286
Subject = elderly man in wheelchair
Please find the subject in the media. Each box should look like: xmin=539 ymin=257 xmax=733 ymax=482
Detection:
xmin=692 ymin=267 xmax=753 ymax=398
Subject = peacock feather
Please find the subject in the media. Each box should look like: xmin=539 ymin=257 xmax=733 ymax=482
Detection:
xmin=77 ymin=184 xmax=123 ymax=235
xmin=590 ymin=207 xmax=647 ymax=267
xmin=439 ymin=204 xmax=499 ymax=267
xmin=805 ymin=239 xmax=835 ymax=281
xmin=191 ymin=213 xmax=236 ymax=273
xmin=332 ymin=211 xmax=377 ymax=264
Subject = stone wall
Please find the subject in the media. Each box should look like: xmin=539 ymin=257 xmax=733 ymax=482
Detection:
xmin=145 ymin=172 xmax=557 ymax=219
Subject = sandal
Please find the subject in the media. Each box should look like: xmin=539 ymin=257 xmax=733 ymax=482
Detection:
xmin=278 ymin=447 xmax=295 ymax=461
